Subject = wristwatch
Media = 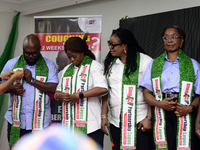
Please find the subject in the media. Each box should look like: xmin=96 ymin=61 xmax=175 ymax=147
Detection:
xmin=146 ymin=115 xmax=152 ymax=120
xmin=190 ymin=104 xmax=195 ymax=112
xmin=30 ymin=77 xmax=36 ymax=85
xmin=79 ymin=92 xmax=84 ymax=99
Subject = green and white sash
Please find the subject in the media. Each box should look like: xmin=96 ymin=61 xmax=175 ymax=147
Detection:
xmin=107 ymin=53 xmax=140 ymax=149
xmin=9 ymin=55 xmax=48 ymax=147
xmin=151 ymin=49 xmax=195 ymax=150
xmin=61 ymin=55 xmax=92 ymax=134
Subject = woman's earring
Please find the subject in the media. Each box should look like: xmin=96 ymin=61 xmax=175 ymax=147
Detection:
xmin=180 ymin=43 xmax=182 ymax=48
xmin=124 ymin=48 xmax=127 ymax=54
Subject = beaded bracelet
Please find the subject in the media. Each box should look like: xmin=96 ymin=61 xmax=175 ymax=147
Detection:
xmin=101 ymin=114 xmax=107 ymax=119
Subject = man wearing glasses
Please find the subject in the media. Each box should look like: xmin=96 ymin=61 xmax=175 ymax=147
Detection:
xmin=1 ymin=34 xmax=58 ymax=148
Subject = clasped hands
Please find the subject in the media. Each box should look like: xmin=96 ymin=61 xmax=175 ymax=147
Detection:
xmin=160 ymin=97 xmax=192 ymax=117
xmin=56 ymin=92 xmax=79 ymax=106
xmin=9 ymin=69 xmax=33 ymax=95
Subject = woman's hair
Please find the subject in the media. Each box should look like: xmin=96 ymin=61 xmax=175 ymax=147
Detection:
xmin=161 ymin=25 xmax=186 ymax=50
xmin=64 ymin=34 xmax=96 ymax=60
xmin=103 ymin=28 xmax=145 ymax=77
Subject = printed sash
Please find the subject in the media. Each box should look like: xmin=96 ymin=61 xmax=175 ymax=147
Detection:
xmin=152 ymin=77 xmax=167 ymax=149
xmin=151 ymin=49 xmax=195 ymax=150
xmin=32 ymin=76 xmax=47 ymax=131
xmin=107 ymin=52 xmax=140 ymax=149
xmin=61 ymin=76 xmax=72 ymax=129
xmin=9 ymin=55 xmax=48 ymax=147
xmin=61 ymin=55 xmax=92 ymax=134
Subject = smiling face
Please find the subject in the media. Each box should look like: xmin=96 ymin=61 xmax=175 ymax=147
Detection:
xmin=66 ymin=50 xmax=84 ymax=67
xmin=163 ymin=28 xmax=184 ymax=53
xmin=109 ymin=35 xmax=127 ymax=58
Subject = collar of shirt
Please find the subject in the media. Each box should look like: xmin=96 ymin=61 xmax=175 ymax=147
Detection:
xmin=165 ymin=54 xmax=179 ymax=64
xmin=115 ymin=58 xmax=125 ymax=65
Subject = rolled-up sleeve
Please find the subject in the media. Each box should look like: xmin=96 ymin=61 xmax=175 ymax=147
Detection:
xmin=45 ymin=58 xmax=59 ymax=83
xmin=90 ymin=60 xmax=108 ymax=90
xmin=139 ymin=60 xmax=153 ymax=92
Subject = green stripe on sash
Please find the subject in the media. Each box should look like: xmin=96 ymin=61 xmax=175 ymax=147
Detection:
xmin=151 ymin=49 xmax=194 ymax=150
xmin=9 ymin=54 xmax=48 ymax=147
xmin=62 ymin=55 xmax=93 ymax=134
xmin=107 ymin=52 xmax=140 ymax=149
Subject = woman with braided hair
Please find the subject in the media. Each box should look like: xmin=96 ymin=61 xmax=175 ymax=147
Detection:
xmin=101 ymin=28 xmax=154 ymax=150
xmin=55 ymin=34 xmax=108 ymax=148
xmin=140 ymin=25 xmax=200 ymax=150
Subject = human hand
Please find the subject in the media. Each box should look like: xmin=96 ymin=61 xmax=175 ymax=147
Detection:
xmin=56 ymin=92 xmax=70 ymax=103
xmin=1 ymin=70 xmax=14 ymax=80
xmin=9 ymin=84 xmax=25 ymax=95
xmin=70 ymin=93 xmax=79 ymax=106
xmin=196 ymin=113 xmax=200 ymax=139
xmin=13 ymin=70 xmax=24 ymax=80
xmin=24 ymin=69 xmax=32 ymax=83
xmin=196 ymin=126 xmax=200 ymax=139
xmin=138 ymin=118 xmax=152 ymax=132
xmin=175 ymin=103 xmax=192 ymax=117
xmin=101 ymin=117 xmax=109 ymax=136
xmin=159 ymin=98 xmax=177 ymax=111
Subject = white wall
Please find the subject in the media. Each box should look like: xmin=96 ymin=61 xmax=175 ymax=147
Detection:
xmin=0 ymin=12 xmax=16 ymax=56
xmin=15 ymin=0 xmax=200 ymax=61
xmin=1 ymin=0 xmax=200 ymax=149
xmin=2 ymin=0 xmax=200 ymax=61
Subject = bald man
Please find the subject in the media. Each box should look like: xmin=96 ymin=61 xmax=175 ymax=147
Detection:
xmin=1 ymin=34 xmax=58 ymax=148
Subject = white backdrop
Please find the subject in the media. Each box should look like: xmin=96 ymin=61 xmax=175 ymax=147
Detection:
xmin=1 ymin=0 xmax=200 ymax=149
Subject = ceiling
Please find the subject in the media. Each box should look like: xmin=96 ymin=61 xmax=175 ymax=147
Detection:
xmin=0 ymin=0 xmax=94 ymax=15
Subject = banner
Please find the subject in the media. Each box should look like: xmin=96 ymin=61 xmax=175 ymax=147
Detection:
xmin=0 ymin=12 xmax=20 ymax=138
xmin=34 ymin=16 xmax=102 ymax=123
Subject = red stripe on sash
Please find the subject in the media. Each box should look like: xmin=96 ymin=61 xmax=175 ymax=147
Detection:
xmin=34 ymin=100 xmax=39 ymax=129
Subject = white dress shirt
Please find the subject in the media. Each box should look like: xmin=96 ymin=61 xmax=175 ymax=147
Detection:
xmin=56 ymin=60 xmax=108 ymax=134
xmin=108 ymin=53 xmax=152 ymax=127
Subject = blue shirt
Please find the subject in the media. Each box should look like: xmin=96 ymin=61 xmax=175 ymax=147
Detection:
xmin=1 ymin=56 xmax=59 ymax=130
xmin=139 ymin=55 xmax=200 ymax=95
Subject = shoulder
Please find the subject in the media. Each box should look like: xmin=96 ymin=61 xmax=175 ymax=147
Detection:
xmin=191 ymin=58 xmax=199 ymax=65
xmin=140 ymin=53 xmax=152 ymax=62
xmin=43 ymin=57 xmax=56 ymax=67
xmin=90 ymin=60 xmax=104 ymax=72
xmin=190 ymin=58 xmax=200 ymax=69
xmin=139 ymin=53 xmax=153 ymax=67
xmin=4 ymin=56 xmax=20 ymax=67
xmin=62 ymin=63 xmax=72 ymax=72
xmin=91 ymin=59 xmax=102 ymax=66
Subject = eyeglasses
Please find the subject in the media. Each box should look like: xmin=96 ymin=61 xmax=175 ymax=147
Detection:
xmin=23 ymin=51 xmax=40 ymax=57
xmin=162 ymin=35 xmax=181 ymax=42
xmin=107 ymin=41 xmax=123 ymax=49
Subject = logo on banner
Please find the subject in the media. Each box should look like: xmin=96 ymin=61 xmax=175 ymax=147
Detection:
xmin=85 ymin=19 xmax=96 ymax=27
xmin=126 ymin=87 xmax=134 ymax=106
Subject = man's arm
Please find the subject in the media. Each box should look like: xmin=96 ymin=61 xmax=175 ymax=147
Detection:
xmin=24 ymin=69 xmax=57 ymax=94
xmin=31 ymin=81 xmax=57 ymax=94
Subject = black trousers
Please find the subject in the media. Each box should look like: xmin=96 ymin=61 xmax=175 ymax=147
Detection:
xmin=87 ymin=129 xmax=104 ymax=149
xmin=151 ymin=106 xmax=200 ymax=150
xmin=110 ymin=123 xmax=155 ymax=150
